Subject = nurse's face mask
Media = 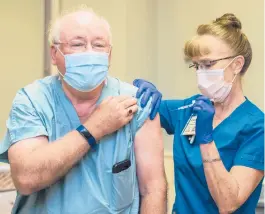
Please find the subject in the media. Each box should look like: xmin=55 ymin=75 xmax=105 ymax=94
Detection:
xmin=193 ymin=56 xmax=238 ymax=103
xmin=56 ymin=43 xmax=110 ymax=92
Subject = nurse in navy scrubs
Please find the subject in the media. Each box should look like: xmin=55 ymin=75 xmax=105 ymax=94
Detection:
xmin=134 ymin=13 xmax=264 ymax=214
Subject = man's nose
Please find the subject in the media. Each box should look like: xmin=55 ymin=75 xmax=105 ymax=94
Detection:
xmin=85 ymin=43 xmax=93 ymax=52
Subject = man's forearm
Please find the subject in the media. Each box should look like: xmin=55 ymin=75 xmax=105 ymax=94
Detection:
xmin=200 ymin=142 xmax=239 ymax=213
xmin=14 ymin=130 xmax=91 ymax=194
xmin=140 ymin=184 xmax=167 ymax=214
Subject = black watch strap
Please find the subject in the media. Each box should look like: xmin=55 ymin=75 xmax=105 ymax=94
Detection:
xmin=76 ymin=125 xmax=97 ymax=151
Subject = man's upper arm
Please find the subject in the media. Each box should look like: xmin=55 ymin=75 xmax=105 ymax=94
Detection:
xmin=0 ymin=89 xmax=48 ymax=164
xmin=8 ymin=136 xmax=48 ymax=166
xmin=134 ymin=114 xmax=166 ymax=195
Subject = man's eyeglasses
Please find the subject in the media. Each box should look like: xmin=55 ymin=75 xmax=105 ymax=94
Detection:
xmin=189 ymin=56 xmax=236 ymax=70
xmin=54 ymin=39 xmax=111 ymax=53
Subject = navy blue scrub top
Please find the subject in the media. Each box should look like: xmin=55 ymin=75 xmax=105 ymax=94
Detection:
xmin=159 ymin=95 xmax=264 ymax=214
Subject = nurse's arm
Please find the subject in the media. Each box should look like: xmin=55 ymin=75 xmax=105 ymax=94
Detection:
xmin=200 ymin=142 xmax=263 ymax=214
xmin=8 ymin=96 xmax=138 ymax=196
xmin=134 ymin=115 xmax=167 ymax=214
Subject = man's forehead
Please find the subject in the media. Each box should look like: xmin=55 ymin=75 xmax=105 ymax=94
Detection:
xmin=60 ymin=12 xmax=108 ymax=41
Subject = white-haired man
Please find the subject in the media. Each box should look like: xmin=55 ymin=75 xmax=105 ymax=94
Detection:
xmin=0 ymin=8 xmax=167 ymax=214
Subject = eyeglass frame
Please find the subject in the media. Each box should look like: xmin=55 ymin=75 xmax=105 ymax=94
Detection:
xmin=53 ymin=39 xmax=112 ymax=53
xmin=189 ymin=56 xmax=237 ymax=70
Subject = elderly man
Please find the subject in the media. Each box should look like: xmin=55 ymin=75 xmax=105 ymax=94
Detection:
xmin=0 ymin=8 xmax=167 ymax=214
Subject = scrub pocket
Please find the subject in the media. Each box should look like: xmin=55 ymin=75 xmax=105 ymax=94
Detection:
xmin=111 ymin=163 xmax=135 ymax=210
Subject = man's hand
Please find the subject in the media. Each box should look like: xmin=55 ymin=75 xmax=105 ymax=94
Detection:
xmin=85 ymin=95 xmax=138 ymax=140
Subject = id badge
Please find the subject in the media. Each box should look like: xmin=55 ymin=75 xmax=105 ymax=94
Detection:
xmin=181 ymin=115 xmax=197 ymax=136
xmin=181 ymin=115 xmax=197 ymax=144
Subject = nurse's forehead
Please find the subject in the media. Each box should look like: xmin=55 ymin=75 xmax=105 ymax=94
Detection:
xmin=192 ymin=35 xmax=233 ymax=61
xmin=59 ymin=12 xmax=109 ymax=42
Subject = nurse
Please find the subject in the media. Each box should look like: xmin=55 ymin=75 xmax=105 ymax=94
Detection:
xmin=134 ymin=13 xmax=264 ymax=213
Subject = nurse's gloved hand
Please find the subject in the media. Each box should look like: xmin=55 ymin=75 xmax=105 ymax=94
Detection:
xmin=133 ymin=79 xmax=162 ymax=120
xmin=192 ymin=96 xmax=215 ymax=144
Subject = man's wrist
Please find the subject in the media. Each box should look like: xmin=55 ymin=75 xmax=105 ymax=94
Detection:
xmin=76 ymin=125 xmax=97 ymax=150
xmin=83 ymin=120 xmax=102 ymax=142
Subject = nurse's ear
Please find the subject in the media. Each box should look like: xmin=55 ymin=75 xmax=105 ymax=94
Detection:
xmin=232 ymin=55 xmax=245 ymax=74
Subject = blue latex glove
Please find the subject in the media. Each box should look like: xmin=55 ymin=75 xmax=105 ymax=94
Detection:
xmin=192 ymin=96 xmax=215 ymax=144
xmin=133 ymin=79 xmax=162 ymax=120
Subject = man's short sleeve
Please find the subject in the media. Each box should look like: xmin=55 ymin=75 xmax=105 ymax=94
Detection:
xmin=233 ymin=117 xmax=264 ymax=171
xmin=7 ymin=89 xmax=48 ymax=143
xmin=134 ymin=95 xmax=152 ymax=132
xmin=0 ymin=89 xmax=48 ymax=162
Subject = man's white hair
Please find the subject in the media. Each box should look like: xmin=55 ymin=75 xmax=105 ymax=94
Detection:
xmin=48 ymin=5 xmax=112 ymax=45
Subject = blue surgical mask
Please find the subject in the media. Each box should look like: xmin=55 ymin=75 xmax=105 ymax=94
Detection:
xmin=57 ymin=49 xmax=109 ymax=92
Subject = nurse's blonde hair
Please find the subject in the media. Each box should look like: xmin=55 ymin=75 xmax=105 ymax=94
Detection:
xmin=184 ymin=13 xmax=252 ymax=75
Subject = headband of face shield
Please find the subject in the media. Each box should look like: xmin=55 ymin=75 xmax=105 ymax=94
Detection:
xmin=57 ymin=48 xmax=109 ymax=92
xmin=196 ymin=57 xmax=238 ymax=103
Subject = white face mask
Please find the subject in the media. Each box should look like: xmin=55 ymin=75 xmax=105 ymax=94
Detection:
xmin=196 ymin=58 xmax=238 ymax=103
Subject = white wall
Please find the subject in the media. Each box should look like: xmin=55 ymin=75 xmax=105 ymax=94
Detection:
xmin=156 ymin=0 xmax=264 ymax=107
xmin=0 ymin=1 xmax=44 ymax=138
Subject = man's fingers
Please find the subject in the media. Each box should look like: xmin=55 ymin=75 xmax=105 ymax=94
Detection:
xmin=125 ymin=114 xmax=134 ymax=124
xmin=114 ymin=95 xmax=133 ymax=103
xmin=121 ymin=97 xmax=138 ymax=109
xmin=127 ymin=104 xmax=138 ymax=115
xmin=125 ymin=105 xmax=138 ymax=122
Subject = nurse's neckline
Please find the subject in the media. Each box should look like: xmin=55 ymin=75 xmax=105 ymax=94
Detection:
xmin=213 ymin=97 xmax=249 ymax=131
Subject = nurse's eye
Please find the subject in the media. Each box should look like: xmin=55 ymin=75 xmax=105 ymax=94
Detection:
xmin=202 ymin=61 xmax=216 ymax=69
xmin=204 ymin=64 xmax=212 ymax=68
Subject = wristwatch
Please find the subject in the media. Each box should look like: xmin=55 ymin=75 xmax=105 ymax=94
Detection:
xmin=76 ymin=125 xmax=97 ymax=151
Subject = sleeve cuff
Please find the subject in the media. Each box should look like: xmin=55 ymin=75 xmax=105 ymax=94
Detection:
xmin=9 ymin=126 xmax=48 ymax=144
xmin=234 ymin=154 xmax=264 ymax=171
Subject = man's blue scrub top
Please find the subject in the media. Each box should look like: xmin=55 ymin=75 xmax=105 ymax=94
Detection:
xmin=160 ymin=95 xmax=264 ymax=214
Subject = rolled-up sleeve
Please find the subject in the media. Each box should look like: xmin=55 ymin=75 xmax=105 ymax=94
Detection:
xmin=7 ymin=89 xmax=48 ymax=144
xmin=0 ymin=89 xmax=48 ymax=163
